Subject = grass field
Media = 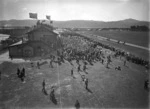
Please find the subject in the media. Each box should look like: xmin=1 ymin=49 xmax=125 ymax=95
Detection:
xmin=79 ymin=30 xmax=149 ymax=48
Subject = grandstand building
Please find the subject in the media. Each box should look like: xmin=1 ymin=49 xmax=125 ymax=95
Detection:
xmin=8 ymin=24 xmax=62 ymax=59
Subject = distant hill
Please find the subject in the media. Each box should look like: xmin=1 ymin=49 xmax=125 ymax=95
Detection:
xmin=0 ymin=18 xmax=149 ymax=28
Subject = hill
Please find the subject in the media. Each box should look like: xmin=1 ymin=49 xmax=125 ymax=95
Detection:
xmin=0 ymin=18 xmax=149 ymax=28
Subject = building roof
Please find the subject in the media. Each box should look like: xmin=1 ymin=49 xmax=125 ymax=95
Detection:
xmin=9 ymin=28 xmax=29 ymax=38
xmin=9 ymin=40 xmax=51 ymax=48
xmin=26 ymin=24 xmax=58 ymax=35
xmin=9 ymin=40 xmax=23 ymax=47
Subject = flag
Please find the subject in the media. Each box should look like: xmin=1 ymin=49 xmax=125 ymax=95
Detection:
xmin=46 ymin=15 xmax=50 ymax=20
xmin=29 ymin=13 xmax=37 ymax=19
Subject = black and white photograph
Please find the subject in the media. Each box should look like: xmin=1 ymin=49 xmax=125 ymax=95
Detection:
xmin=0 ymin=0 xmax=149 ymax=109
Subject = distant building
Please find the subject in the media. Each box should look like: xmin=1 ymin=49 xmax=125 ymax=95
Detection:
xmin=8 ymin=24 xmax=62 ymax=59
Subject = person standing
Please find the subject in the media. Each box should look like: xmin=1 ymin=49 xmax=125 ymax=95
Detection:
xmin=76 ymin=59 xmax=79 ymax=65
xmin=0 ymin=71 xmax=1 ymax=80
xmin=83 ymin=64 xmax=88 ymax=74
xmin=19 ymin=68 xmax=26 ymax=83
xmin=50 ymin=88 xmax=57 ymax=105
xmin=22 ymin=68 xmax=25 ymax=78
xmin=50 ymin=60 xmax=53 ymax=68
xmin=17 ymin=68 xmax=21 ymax=78
xmin=68 ymin=58 xmax=73 ymax=66
xmin=144 ymin=80 xmax=149 ymax=91
xmin=42 ymin=79 xmax=48 ymax=95
xmin=85 ymin=78 xmax=89 ymax=90
xmin=74 ymin=100 xmax=80 ymax=109
xmin=77 ymin=64 xmax=81 ymax=72
xmin=57 ymin=57 xmax=61 ymax=66
xmin=42 ymin=79 xmax=46 ymax=89
xmin=37 ymin=62 xmax=40 ymax=69
xmin=81 ymin=75 xmax=85 ymax=82
xmin=106 ymin=60 xmax=109 ymax=68
xmin=124 ymin=60 xmax=126 ymax=66
xmin=31 ymin=62 xmax=34 ymax=67
xmin=71 ymin=68 xmax=75 ymax=79
xmin=101 ymin=59 xmax=104 ymax=64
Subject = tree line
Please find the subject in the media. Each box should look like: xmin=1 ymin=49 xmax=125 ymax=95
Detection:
xmin=130 ymin=25 xmax=149 ymax=31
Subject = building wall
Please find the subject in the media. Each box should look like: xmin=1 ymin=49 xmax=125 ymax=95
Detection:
xmin=9 ymin=46 xmax=23 ymax=58
xmin=28 ymin=30 xmax=57 ymax=43
xmin=31 ymin=42 xmax=50 ymax=56
xmin=9 ymin=41 xmax=52 ymax=59
xmin=23 ymin=45 xmax=34 ymax=57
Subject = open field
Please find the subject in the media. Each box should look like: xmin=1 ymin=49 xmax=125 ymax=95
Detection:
xmin=0 ymin=51 xmax=149 ymax=109
xmin=0 ymin=34 xmax=149 ymax=109
xmin=78 ymin=30 xmax=149 ymax=48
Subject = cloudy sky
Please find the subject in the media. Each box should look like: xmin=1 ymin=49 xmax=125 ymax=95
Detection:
xmin=0 ymin=0 xmax=149 ymax=21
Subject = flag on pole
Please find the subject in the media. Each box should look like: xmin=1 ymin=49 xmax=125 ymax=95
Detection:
xmin=46 ymin=15 xmax=50 ymax=20
xmin=29 ymin=13 xmax=37 ymax=19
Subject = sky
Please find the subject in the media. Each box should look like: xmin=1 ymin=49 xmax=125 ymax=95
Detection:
xmin=0 ymin=0 xmax=149 ymax=21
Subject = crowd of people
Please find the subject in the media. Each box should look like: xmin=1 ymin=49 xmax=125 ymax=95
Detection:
xmin=45 ymin=32 xmax=149 ymax=107
xmin=82 ymin=34 xmax=149 ymax=68
xmin=62 ymin=32 xmax=149 ymax=68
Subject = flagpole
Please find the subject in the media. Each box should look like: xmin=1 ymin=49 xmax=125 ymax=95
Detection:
xmin=29 ymin=13 xmax=38 ymax=26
